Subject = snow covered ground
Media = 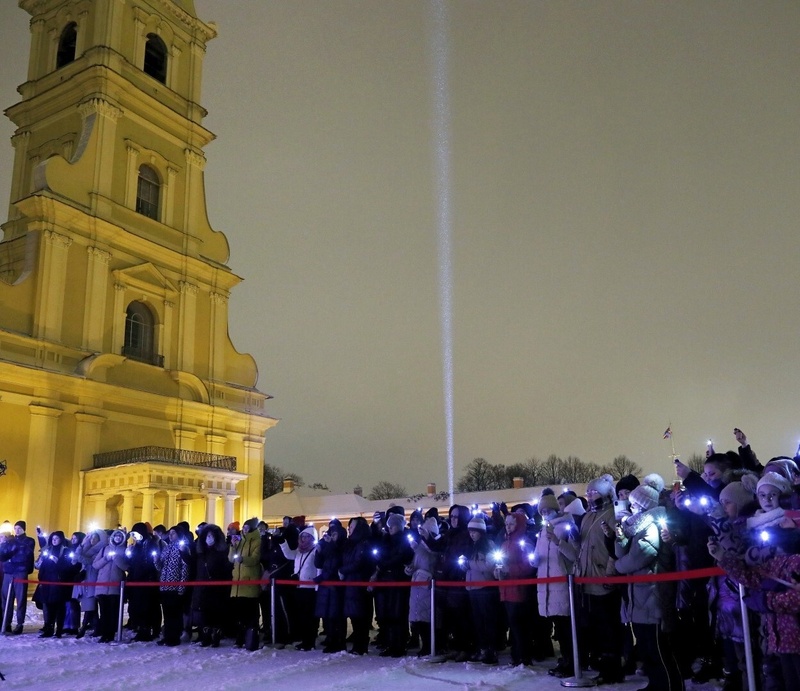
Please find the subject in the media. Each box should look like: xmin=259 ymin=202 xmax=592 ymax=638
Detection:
xmin=0 ymin=613 xmax=724 ymax=690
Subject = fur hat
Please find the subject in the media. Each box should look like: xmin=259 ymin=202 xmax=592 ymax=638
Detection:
xmin=641 ymin=473 xmax=666 ymax=493
xmin=719 ymin=481 xmax=755 ymax=514
xmin=386 ymin=513 xmax=405 ymax=531
xmin=629 ymin=484 xmax=660 ymax=512
xmin=538 ymin=494 xmax=560 ymax=513
xmin=421 ymin=516 xmax=439 ymax=537
xmin=587 ymin=474 xmax=616 ymax=501
xmin=467 ymin=517 xmax=486 ymax=532
xmin=615 ymin=474 xmax=640 ymax=495
xmin=757 ymin=471 xmax=792 ymax=497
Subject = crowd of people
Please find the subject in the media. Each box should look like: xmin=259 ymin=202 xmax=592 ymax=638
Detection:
xmin=1 ymin=427 xmax=799 ymax=691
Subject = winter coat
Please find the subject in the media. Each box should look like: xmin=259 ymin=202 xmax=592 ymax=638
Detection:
xmin=72 ymin=529 xmax=107 ymax=605
xmin=611 ymin=507 xmax=676 ymax=630
xmin=157 ymin=539 xmax=190 ymax=595
xmin=0 ymin=533 xmax=35 ymax=576
xmin=707 ymin=574 xmax=745 ymax=643
xmin=92 ymin=530 xmax=129 ymax=596
xmin=35 ymin=533 xmax=80 ymax=604
xmin=374 ymin=530 xmax=412 ymax=623
xmin=465 ymin=542 xmax=497 ymax=591
xmin=408 ymin=538 xmax=438 ymax=623
xmin=720 ymin=552 xmax=800 ymax=655
xmin=339 ymin=522 xmax=373 ymax=620
xmin=229 ymin=529 xmax=262 ymax=598
xmin=497 ymin=511 xmax=535 ymax=604
xmin=314 ymin=526 xmax=345 ymax=619
xmin=576 ymin=497 xmax=616 ymax=597
xmin=531 ymin=513 xmax=576 ymax=617
xmin=280 ymin=543 xmax=319 ymax=589
xmin=193 ymin=525 xmax=231 ymax=612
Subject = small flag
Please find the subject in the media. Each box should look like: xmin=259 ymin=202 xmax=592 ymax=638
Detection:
xmin=663 ymin=426 xmax=672 ymax=439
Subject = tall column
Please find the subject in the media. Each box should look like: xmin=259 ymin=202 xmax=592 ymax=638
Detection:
xmin=34 ymin=230 xmax=72 ymax=341
xmin=21 ymin=404 xmax=62 ymax=528
xmin=120 ymin=491 xmax=135 ymax=529
xmin=240 ymin=438 xmax=265 ymax=520
xmin=164 ymin=491 xmax=179 ymax=527
xmin=72 ymin=412 xmax=105 ymax=530
xmin=205 ymin=492 xmax=220 ymax=524
xmin=82 ymin=247 xmax=111 ymax=351
xmin=177 ymin=281 xmax=197 ymax=372
xmin=140 ymin=489 xmax=156 ymax=524
xmin=223 ymin=493 xmax=238 ymax=529
xmin=208 ymin=292 xmax=227 ymax=381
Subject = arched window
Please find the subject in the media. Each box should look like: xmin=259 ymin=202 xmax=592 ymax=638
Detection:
xmin=143 ymin=33 xmax=168 ymax=84
xmin=136 ymin=164 xmax=160 ymax=220
xmin=123 ymin=301 xmax=161 ymax=365
xmin=56 ymin=22 xmax=77 ymax=68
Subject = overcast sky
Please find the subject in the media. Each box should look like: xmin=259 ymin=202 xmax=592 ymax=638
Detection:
xmin=2 ymin=1 xmax=799 ymax=496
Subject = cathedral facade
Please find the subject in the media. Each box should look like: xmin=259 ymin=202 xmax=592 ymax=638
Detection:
xmin=0 ymin=0 xmax=276 ymax=532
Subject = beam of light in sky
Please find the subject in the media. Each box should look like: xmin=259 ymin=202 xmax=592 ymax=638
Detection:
xmin=429 ymin=0 xmax=455 ymax=499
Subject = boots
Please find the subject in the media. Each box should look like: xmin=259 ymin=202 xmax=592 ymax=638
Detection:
xmin=594 ymin=654 xmax=625 ymax=684
xmin=211 ymin=628 xmax=222 ymax=648
xmin=200 ymin=627 xmax=213 ymax=647
xmin=417 ymin=623 xmax=431 ymax=656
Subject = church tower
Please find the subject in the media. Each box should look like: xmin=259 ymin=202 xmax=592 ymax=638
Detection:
xmin=0 ymin=0 xmax=276 ymax=531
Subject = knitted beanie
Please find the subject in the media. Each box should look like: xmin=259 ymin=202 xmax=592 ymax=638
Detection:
xmin=538 ymin=494 xmax=560 ymax=513
xmin=467 ymin=516 xmax=487 ymax=532
xmin=719 ymin=481 xmax=755 ymax=514
xmin=587 ymin=473 xmax=616 ymax=500
xmin=629 ymin=484 xmax=660 ymax=511
xmin=757 ymin=471 xmax=792 ymax=497
xmin=641 ymin=473 xmax=666 ymax=493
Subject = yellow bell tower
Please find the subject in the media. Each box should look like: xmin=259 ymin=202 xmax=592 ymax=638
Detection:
xmin=0 ymin=0 xmax=276 ymax=532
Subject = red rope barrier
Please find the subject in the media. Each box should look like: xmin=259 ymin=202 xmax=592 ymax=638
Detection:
xmin=16 ymin=565 xmax=725 ymax=590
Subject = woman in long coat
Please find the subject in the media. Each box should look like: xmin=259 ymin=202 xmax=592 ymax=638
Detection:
xmin=531 ymin=494 xmax=577 ymax=677
xmin=229 ymin=517 xmax=262 ymax=647
xmin=92 ymin=529 xmax=129 ymax=643
xmin=193 ymin=524 xmax=230 ymax=647
xmin=314 ymin=521 xmax=347 ymax=653
xmin=340 ymin=517 xmax=373 ymax=655
xmin=408 ymin=517 xmax=439 ymax=656
xmin=35 ymin=531 xmax=80 ymax=638
xmin=72 ymin=529 xmax=106 ymax=637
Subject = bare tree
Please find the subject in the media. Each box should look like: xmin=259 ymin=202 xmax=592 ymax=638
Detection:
xmin=368 ymin=481 xmax=408 ymax=501
xmin=603 ymin=455 xmax=644 ymax=480
xmin=687 ymin=453 xmax=705 ymax=474
xmin=263 ymin=463 xmax=303 ymax=498
xmin=539 ymin=454 xmax=563 ymax=485
xmin=503 ymin=457 xmax=542 ymax=487
xmin=456 ymin=458 xmax=508 ymax=492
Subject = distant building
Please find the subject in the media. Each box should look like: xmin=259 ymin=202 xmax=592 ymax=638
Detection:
xmin=0 ymin=0 xmax=276 ymax=531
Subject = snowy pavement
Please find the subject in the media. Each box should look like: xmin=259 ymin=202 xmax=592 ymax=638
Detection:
xmin=0 ymin=614 xmax=724 ymax=690
xmin=0 ymin=630 xmax=726 ymax=691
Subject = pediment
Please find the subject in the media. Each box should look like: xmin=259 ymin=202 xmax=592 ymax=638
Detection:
xmin=114 ymin=263 xmax=177 ymax=298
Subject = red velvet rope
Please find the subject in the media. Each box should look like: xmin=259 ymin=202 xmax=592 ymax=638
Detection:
xmin=16 ymin=566 xmax=725 ymax=589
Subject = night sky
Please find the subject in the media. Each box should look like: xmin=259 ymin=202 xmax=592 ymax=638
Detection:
xmin=1 ymin=1 xmax=799 ymax=496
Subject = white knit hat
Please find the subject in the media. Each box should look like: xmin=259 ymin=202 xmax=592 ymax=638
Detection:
xmin=756 ymin=471 xmax=792 ymax=497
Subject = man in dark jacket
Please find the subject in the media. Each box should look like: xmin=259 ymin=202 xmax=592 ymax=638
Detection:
xmin=0 ymin=520 xmax=35 ymax=633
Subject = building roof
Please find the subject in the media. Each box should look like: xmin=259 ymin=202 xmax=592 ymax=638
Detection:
xmin=262 ymin=482 xmax=589 ymax=526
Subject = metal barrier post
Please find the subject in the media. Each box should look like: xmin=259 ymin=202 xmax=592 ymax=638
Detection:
xmin=738 ymin=583 xmax=757 ymax=691
xmin=561 ymin=574 xmax=596 ymax=688
xmin=2 ymin=578 xmax=13 ymax=631
xmin=116 ymin=581 xmax=125 ymax=643
xmin=270 ymin=578 xmax=276 ymax=646
xmin=429 ymin=578 xmax=436 ymax=657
